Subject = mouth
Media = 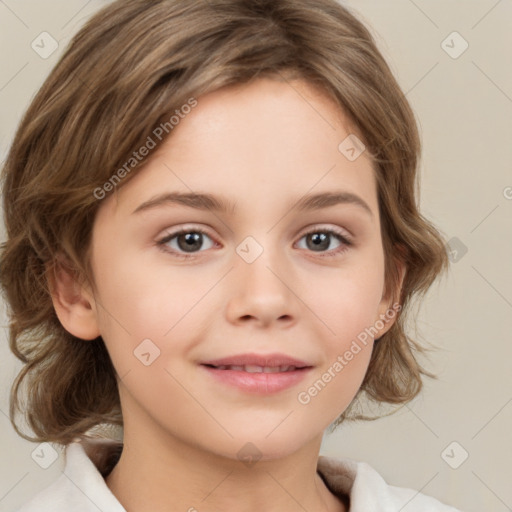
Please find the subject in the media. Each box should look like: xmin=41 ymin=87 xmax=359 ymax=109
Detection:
xmin=200 ymin=353 xmax=312 ymax=369
xmin=199 ymin=353 xmax=313 ymax=394
xmin=203 ymin=363 xmax=308 ymax=373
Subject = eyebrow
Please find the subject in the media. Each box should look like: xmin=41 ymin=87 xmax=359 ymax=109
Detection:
xmin=131 ymin=190 xmax=373 ymax=217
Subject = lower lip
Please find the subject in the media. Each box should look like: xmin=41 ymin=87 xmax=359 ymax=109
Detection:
xmin=200 ymin=365 xmax=312 ymax=394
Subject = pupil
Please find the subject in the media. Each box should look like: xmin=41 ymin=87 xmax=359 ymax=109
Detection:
xmin=179 ymin=232 xmax=202 ymax=252
xmin=309 ymin=232 xmax=329 ymax=251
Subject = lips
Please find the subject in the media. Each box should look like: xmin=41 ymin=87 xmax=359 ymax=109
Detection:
xmin=210 ymin=364 xmax=299 ymax=373
xmin=200 ymin=353 xmax=313 ymax=394
xmin=200 ymin=353 xmax=312 ymax=370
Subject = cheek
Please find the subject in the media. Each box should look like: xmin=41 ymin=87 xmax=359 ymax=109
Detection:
xmin=91 ymin=253 xmax=217 ymax=372
xmin=303 ymin=257 xmax=386 ymax=340
xmin=295 ymin=272 xmax=382 ymax=419
xmin=298 ymin=255 xmax=384 ymax=397
xmin=298 ymin=346 xmax=372 ymax=412
xmin=92 ymin=237 xmax=185 ymax=330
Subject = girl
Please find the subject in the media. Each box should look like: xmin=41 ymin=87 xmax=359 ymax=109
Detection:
xmin=1 ymin=0 xmax=460 ymax=510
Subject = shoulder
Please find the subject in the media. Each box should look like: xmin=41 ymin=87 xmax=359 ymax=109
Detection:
xmin=317 ymin=455 xmax=463 ymax=512
xmin=14 ymin=441 xmax=125 ymax=512
xmin=15 ymin=473 xmax=80 ymax=512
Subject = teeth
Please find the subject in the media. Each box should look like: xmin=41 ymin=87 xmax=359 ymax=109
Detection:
xmin=244 ymin=365 xmax=263 ymax=373
xmin=279 ymin=365 xmax=297 ymax=372
xmin=214 ymin=365 xmax=299 ymax=372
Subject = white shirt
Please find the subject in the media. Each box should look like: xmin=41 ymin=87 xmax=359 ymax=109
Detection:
xmin=16 ymin=440 xmax=462 ymax=511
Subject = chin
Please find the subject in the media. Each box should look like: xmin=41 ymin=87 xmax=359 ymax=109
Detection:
xmin=208 ymin=428 xmax=319 ymax=464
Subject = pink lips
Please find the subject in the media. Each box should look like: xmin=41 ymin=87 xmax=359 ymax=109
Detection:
xmin=201 ymin=353 xmax=311 ymax=368
xmin=200 ymin=352 xmax=313 ymax=394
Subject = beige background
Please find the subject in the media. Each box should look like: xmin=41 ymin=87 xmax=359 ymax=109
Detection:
xmin=1 ymin=1 xmax=511 ymax=511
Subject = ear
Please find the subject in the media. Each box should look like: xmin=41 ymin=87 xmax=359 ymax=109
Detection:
xmin=374 ymin=253 xmax=407 ymax=339
xmin=46 ymin=257 xmax=101 ymax=340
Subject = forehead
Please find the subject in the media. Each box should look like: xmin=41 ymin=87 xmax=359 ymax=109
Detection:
xmin=165 ymin=77 xmax=364 ymax=157
xmin=107 ymin=77 xmax=377 ymax=218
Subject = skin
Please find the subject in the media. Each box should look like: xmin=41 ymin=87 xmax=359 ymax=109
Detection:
xmin=51 ymin=77 xmax=404 ymax=512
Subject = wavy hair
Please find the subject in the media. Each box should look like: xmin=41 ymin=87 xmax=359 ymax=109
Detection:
xmin=0 ymin=0 xmax=449 ymax=445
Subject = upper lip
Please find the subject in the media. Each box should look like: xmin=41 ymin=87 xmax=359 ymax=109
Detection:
xmin=200 ymin=353 xmax=313 ymax=368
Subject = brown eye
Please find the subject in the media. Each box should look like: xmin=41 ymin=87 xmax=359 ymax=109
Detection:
xmin=175 ymin=232 xmax=205 ymax=253
xmin=158 ymin=228 xmax=216 ymax=258
xmin=305 ymin=232 xmax=331 ymax=251
xmin=296 ymin=228 xmax=352 ymax=257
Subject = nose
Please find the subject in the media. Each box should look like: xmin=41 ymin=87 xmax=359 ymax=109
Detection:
xmin=225 ymin=245 xmax=299 ymax=329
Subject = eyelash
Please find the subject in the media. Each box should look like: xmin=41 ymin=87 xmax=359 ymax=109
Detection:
xmin=156 ymin=225 xmax=353 ymax=260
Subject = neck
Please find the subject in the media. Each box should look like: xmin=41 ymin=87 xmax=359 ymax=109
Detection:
xmin=104 ymin=427 xmax=346 ymax=512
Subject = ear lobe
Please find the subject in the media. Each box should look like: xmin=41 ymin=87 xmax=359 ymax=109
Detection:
xmin=46 ymin=258 xmax=101 ymax=341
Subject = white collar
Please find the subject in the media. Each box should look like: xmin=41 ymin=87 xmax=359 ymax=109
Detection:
xmin=17 ymin=439 xmax=460 ymax=511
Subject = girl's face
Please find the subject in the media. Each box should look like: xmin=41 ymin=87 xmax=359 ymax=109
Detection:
xmin=87 ymin=77 xmax=398 ymax=460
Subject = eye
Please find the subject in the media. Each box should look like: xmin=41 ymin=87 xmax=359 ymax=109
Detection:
xmin=157 ymin=225 xmax=353 ymax=260
xmin=295 ymin=227 xmax=353 ymax=257
xmin=157 ymin=227 xmax=216 ymax=259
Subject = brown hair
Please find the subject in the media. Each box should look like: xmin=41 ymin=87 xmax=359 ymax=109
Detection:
xmin=0 ymin=0 xmax=448 ymax=445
